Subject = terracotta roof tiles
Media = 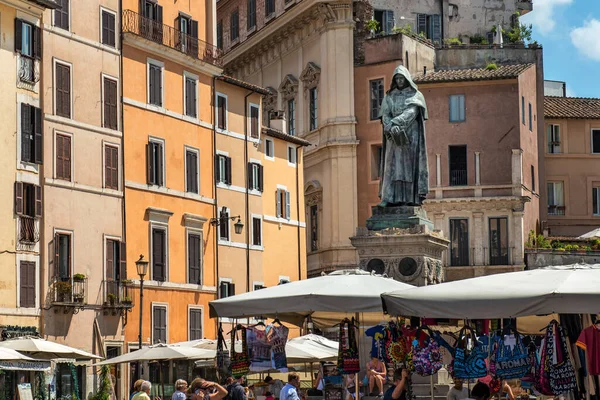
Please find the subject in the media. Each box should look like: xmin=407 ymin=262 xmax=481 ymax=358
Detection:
xmin=216 ymin=75 xmax=272 ymax=95
xmin=544 ymin=96 xmax=600 ymax=119
xmin=413 ymin=64 xmax=534 ymax=84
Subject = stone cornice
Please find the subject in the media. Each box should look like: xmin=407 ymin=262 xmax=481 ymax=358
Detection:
xmin=423 ymin=196 xmax=530 ymax=213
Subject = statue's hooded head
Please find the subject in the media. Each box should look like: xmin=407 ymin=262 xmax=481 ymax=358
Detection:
xmin=386 ymin=64 xmax=428 ymax=120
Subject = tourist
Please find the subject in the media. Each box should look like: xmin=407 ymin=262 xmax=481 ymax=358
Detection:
xmin=172 ymin=380 xmax=188 ymax=400
xmin=383 ymin=368 xmax=409 ymax=400
xmin=345 ymin=374 xmax=360 ymax=400
xmin=265 ymin=376 xmax=284 ymax=399
xmin=280 ymin=372 xmax=301 ymax=400
xmin=366 ymin=357 xmax=386 ymax=396
xmin=188 ymin=378 xmax=229 ymax=400
xmin=446 ymin=379 xmax=468 ymax=400
xmin=133 ymin=381 xmax=152 ymax=400
xmin=265 ymin=391 xmax=275 ymax=400
xmin=466 ymin=382 xmax=490 ymax=400
xmin=131 ymin=379 xmax=145 ymax=400
xmin=227 ymin=376 xmax=248 ymax=400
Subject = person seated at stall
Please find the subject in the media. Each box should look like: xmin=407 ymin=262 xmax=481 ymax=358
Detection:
xmin=466 ymin=383 xmax=490 ymax=400
xmin=345 ymin=374 xmax=360 ymax=400
xmin=447 ymin=379 xmax=468 ymax=400
xmin=366 ymin=357 xmax=387 ymax=396
xmin=383 ymin=368 xmax=408 ymax=400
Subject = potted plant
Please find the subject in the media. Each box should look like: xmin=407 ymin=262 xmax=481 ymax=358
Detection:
xmin=121 ymin=279 xmax=134 ymax=286
xmin=55 ymin=281 xmax=72 ymax=302
xmin=122 ymin=296 xmax=132 ymax=306
xmin=73 ymin=273 xmax=86 ymax=282
xmin=107 ymin=293 xmax=117 ymax=306
xmin=73 ymin=293 xmax=84 ymax=303
xmin=365 ymin=19 xmax=380 ymax=37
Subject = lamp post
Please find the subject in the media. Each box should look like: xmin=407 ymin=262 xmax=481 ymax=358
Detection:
xmin=210 ymin=206 xmax=244 ymax=234
xmin=135 ymin=254 xmax=149 ymax=378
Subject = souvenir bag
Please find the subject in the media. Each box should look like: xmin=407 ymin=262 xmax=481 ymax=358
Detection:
xmin=521 ymin=342 xmax=539 ymax=385
xmin=337 ymin=318 xmax=360 ymax=374
xmin=216 ymin=324 xmax=231 ymax=375
xmin=493 ymin=329 xmax=530 ymax=379
xmin=230 ymin=325 xmax=250 ymax=378
xmin=411 ymin=327 xmax=443 ymax=377
xmin=452 ymin=326 xmax=488 ymax=379
xmin=535 ymin=335 xmax=553 ymax=396
xmin=385 ymin=321 xmax=408 ymax=363
xmin=547 ymin=321 xmax=577 ymax=395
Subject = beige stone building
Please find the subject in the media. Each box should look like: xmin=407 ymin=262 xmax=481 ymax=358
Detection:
xmin=543 ymin=97 xmax=600 ymax=237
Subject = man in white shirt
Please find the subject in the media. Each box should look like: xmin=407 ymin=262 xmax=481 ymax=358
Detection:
xmin=447 ymin=379 xmax=468 ymax=400
xmin=280 ymin=373 xmax=301 ymax=400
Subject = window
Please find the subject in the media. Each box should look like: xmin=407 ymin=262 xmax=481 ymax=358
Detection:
xmin=56 ymin=134 xmax=71 ymax=181
xmin=252 ymin=217 xmax=262 ymax=246
xmin=279 ymin=278 xmax=290 ymax=285
xmin=15 ymin=183 xmax=42 ymax=243
xmin=593 ymin=187 xmax=600 ymax=216
xmin=449 ymin=145 xmax=467 ymax=186
xmin=184 ymin=75 xmax=197 ymax=118
xmin=105 ymin=239 xmax=125 ymax=282
xmin=219 ymin=280 xmax=235 ymax=298
xmin=265 ymin=139 xmax=274 ymax=159
xmin=101 ymin=9 xmax=116 ymax=47
xmin=288 ymin=99 xmax=296 ymax=135
xmin=547 ymin=125 xmax=561 ymax=154
xmin=310 ymin=204 xmax=318 ymax=251
xmin=276 ymin=189 xmax=291 ymax=219
xmin=151 ymin=228 xmax=167 ymax=281
xmin=288 ymin=146 xmax=296 ymax=165
xmin=55 ymin=62 xmax=71 ymax=118
xmin=152 ymin=305 xmax=167 ymax=344
xmin=189 ymin=308 xmax=203 ymax=340
xmin=265 ymin=0 xmax=275 ymax=17
xmin=55 ymin=233 xmax=71 ymax=280
xmin=309 ymin=87 xmax=318 ymax=130
xmin=217 ymin=94 xmax=227 ymax=130
xmin=54 ymin=0 xmax=69 ymax=30
xmin=416 ymin=13 xmax=441 ymax=43
xmin=186 ymin=149 xmax=199 ymax=194
xmin=188 ymin=233 xmax=202 ymax=284
xmin=449 ymin=94 xmax=465 ymax=122
xmin=531 ymin=165 xmax=535 ymax=193
xmin=216 ymin=21 xmax=223 ymax=50
xmin=19 ymin=261 xmax=36 ymax=308
xmin=370 ymin=79 xmax=384 ymax=120
xmin=450 ymin=219 xmax=469 ymax=266
xmin=56 ymin=364 xmax=84 ymax=400
xmin=147 ymin=139 xmax=164 ymax=186
xmin=489 ymin=217 xmax=509 ymax=265
xmin=371 ymin=145 xmax=383 ymax=180
xmin=105 ymin=145 xmax=119 ymax=190
xmin=140 ymin=0 xmax=163 ymax=40
xmin=215 ymin=154 xmax=232 ymax=185
xmin=247 ymin=0 xmax=256 ymax=29
xmin=20 ymin=103 xmax=43 ymax=164
xmin=103 ymin=77 xmax=118 ymax=130
xmin=14 ymin=19 xmax=41 ymax=82
xmin=250 ymin=105 xmax=260 ymax=139
xmin=219 ymin=208 xmax=230 ymax=241
xmin=593 ymin=129 xmax=600 ymax=154
xmin=230 ymin=9 xmax=239 ymax=42
xmin=248 ymin=162 xmax=263 ymax=191
xmin=521 ymin=96 xmax=525 ymax=125
xmin=528 ymin=103 xmax=533 ymax=131
xmin=148 ymin=62 xmax=163 ymax=107
xmin=374 ymin=9 xmax=394 ymax=34
xmin=547 ymin=182 xmax=565 ymax=216
xmin=176 ymin=14 xmax=199 ymax=55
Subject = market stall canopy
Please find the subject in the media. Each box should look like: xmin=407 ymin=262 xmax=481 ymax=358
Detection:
xmin=172 ymin=338 xmax=243 ymax=353
xmin=95 ymin=343 xmax=216 ymax=365
xmin=381 ymin=264 xmax=600 ymax=319
xmin=0 ymin=337 xmax=101 ymax=360
xmin=578 ymin=228 xmax=600 ymax=239
xmin=209 ymin=269 xmax=413 ymax=326
xmin=285 ymin=334 xmax=338 ymax=363
xmin=0 ymin=348 xmax=35 ymax=361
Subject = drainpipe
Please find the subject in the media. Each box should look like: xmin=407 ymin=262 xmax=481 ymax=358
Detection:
xmin=212 ymin=76 xmax=219 ymax=333
xmin=296 ymin=146 xmax=301 ymax=281
xmin=119 ymin=0 xmax=127 ymax=305
xmin=244 ymin=91 xmax=253 ymax=293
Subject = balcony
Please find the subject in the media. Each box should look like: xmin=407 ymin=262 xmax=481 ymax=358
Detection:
xmin=548 ymin=205 xmax=566 ymax=216
xmin=102 ymin=280 xmax=134 ymax=316
xmin=450 ymin=169 xmax=467 ymax=186
xmin=18 ymin=55 xmax=40 ymax=84
xmin=49 ymin=276 xmax=87 ymax=313
xmin=122 ymin=9 xmax=222 ymax=67
xmin=18 ymin=216 xmax=39 ymax=244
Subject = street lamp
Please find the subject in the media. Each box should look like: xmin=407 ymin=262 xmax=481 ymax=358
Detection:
xmin=135 ymin=254 xmax=149 ymax=378
xmin=210 ymin=206 xmax=244 ymax=234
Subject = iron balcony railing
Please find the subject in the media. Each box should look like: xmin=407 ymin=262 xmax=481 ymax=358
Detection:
xmin=548 ymin=205 xmax=566 ymax=216
xmin=103 ymin=280 xmax=133 ymax=308
xmin=50 ymin=276 xmax=87 ymax=305
xmin=450 ymin=169 xmax=467 ymax=186
xmin=18 ymin=216 xmax=39 ymax=243
xmin=122 ymin=9 xmax=222 ymax=67
xmin=18 ymin=55 xmax=39 ymax=84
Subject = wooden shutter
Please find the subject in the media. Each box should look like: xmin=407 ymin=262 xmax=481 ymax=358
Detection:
xmin=225 ymin=156 xmax=232 ymax=185
xmin=147 ymin=143 xmax=155 ymax=185
xmin=189 ymin=309 xmax=202 ymax=340
xmin=105 ymin=145 xmax=119 ymax=189
xmin=250 ymin=106 xmax=259 ymax=138
xmin=219 ymin=281 xmax=228 ymax=298
xmin=258 ymin=165 xmax=263 ymax=192
xmin=247 ymin=162 xmax=253 ymax=189
xmin=106 ymin=240 xmax=114 ymax=280
xmin=190 ymin=20 xmax=199 ymax=56
xmin=217 ymin=96 xmax=226 ymax=130
xmin=34 ymin=106 xmax=43 ymax=164
xmin=417 ymin=14 xmax=427 ymax=35
xmin=432 ymin=14 xmax=441 ymax=43
xmin=228 ymin=282 xmax=235 ymax=296
xmin=56 ymin=134 xmax=64 ymax=179
xmin=20 ymin=261 xmax=36 ymax=308
xmin=21 ymin=103 xmax=32 ymax=163
xmin=35 ymin=185 xmax=42 ymax=218
xmin=285 ymin=190 xmax=291 ymax=219
xmin=102 ymin=11 xmax=109 ymax=45
xmin=152 ymin=229 xmax=165 ymax=281
xmin=54 ymin=233 xmax=60 ymax=278
xmin=153 ymin=306 xmax=166 ymax=343
xmin=119 ymin=241 xmax=127 ymax=281
xmin=253 ymin=218 xmax=261 ymax=246
xmin=33 ymin=26 xmax=42 ymax=59
xmin=56 ymin=64 xmax=71 ymax=118
xmin=15 ymin=182 xmax=24 ymax=215
xmin=104 ymin=78 xmax=118 ymax=130
xmin=188 ymin=234 xmax=201 ymax=284
xmin=385 ymin=10 xmax=394 ymax=34
xmin=214 ymin=155 xmax=220 ymax=182
xmin=15 ymin=19 xmax=23 ymax=53
xmin=276 ymin=189 xmax=281 ymax=217
xmin=157 ymin=142 xmax=164 ymax=186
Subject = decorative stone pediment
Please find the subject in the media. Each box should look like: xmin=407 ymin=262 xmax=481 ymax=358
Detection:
xmin=300 ymin=62 xmax=321 ymax=89
xmin=279 ymin=74 xmax=299 ymax=100
xmin=262 ymin=87 xmax=278 ymax=123
xmin=305 ymin=180 xmax=323 ymax=208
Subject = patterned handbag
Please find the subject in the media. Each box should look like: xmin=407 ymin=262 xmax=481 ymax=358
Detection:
xmin=547 ymin=321 xmax=577 ymax=395
xmin=230 ymin=325 xmax=250 ymax=378
xmin=216 ymin=324 xmax=231 ymax=375
xmin=338 ymin=318 xmax=360 ymax=374
xmin=535 ymin=335 xmax=553 ymax=395
xmin=411 ymin=327 xmax=443 ymax=377
xmin=493 ymin=329 xmax=530 ymax=379
xmin=452 ymin=326 xmax=488 ymax=379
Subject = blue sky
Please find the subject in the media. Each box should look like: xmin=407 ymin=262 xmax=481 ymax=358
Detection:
xmin=521 ymin=0 xmax=600 ymax=98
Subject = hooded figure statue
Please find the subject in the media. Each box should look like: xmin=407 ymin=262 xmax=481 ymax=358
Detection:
xmin=378 ymin=65 xmax=429 ymax=207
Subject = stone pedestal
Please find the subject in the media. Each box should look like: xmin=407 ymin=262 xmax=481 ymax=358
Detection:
xmin=351 ymin=207 xmax=449 ymax=286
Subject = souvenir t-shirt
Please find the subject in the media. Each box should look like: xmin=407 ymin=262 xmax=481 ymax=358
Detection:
xmin=365 ymin=325 xmax=387 ymax=359
xmin=577 ymin=325 xmax=600 ymax=375
xmin=247 ymin=326 xmax=272 ymax=371
xmin=268 ymin=324 xmax=289 ymax=371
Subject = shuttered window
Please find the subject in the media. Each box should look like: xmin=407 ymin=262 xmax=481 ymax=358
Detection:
xmin=247 ymin=162 xmax=263 ymax=191
xmin=185 ymin=76 xmax=197 ymax=118
xmin=219 ymin=281 xmax=235 ymax=298
xmin=250 ymin=105 xmax=259 ymax=138
xmin=152 ymin=306 xmax=167 ymax=344
xmin=15 ymin=183 xmax=42 ymax=218
xmin=21 ymin=104 xmax=43 ymax=165
xmin=265 ymin=0 xmax=275 ymax=17
xmin=152 ymin=228 xmax=166 ymax=282
xmin=147 ymin=140 xmax=164 ymax=186
xmin=56 ymin=134 xmax=71 ymax=181
xmin=309 ymin=88 xmax=318 ymax=131
xmin=105 ymin=145 xmax=119 ymax=190
xmin=216 ymin=21 xmax=223 ymax=50
xmin=276 ymin=189 xmax=291 ymax=219
xmin=186 ymin=150 xmax=199 ymax=194
xmin=101 ymin=10 xmax=116 ymax=47
xmin=148 ymin=63 xmax=163 ymax=107
xmin=287 ymin=99 xmax=296 ymax=136
xmin=55 ymin=62 xmax=71 ymax=118
xmin=217 ymin=95 xmax=227 ymax=130
xmin=19 ymin=261 xmax=36 ymax=308
xmin=55 ymin=233 xmax=71 ymax=280
xmin=54 ymin=0 xmax=69 ymax=31
xmin=188 ymin=233 xmax=202 ymax=284
xmin=449 ymin=94 xmax=465 ymax=122
xmin=15 ymin=19 xmax=41 ymax=61
xmin=189 ymin=309 xmax=203 ymax=340
xmin=247 ymin=0 xmax=256 ymax=29
xmin=252 ymin=217 xmax=262 ymax=246
xmin=215 ymin=155 xmax=231 ymax=185
xmin=230 ymin=9 xmax=239 ymax=41
xmin=219 ymin=209 xmax=230 ymax=241
xmin=103 ymin=77 xmax=118 ymax=130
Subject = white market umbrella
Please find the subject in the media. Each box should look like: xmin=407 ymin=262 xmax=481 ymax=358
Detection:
xmin=172 ymin=338 xmax=243 ymax=353
xmin=95 ymin=343 xmax=215 ymax=365
xmin=0 ymin=348 xmax=35 ymax=361
xmin=0 ymin=337 xmax=101 ymax=360
xmin=209 ymin=269 xmax=413 ymax=326
xmin=578 ymin=228 xmax=600 ymax=239
xmin=285 ymin=334 xmax=338 ymax=363
xmin=381 ymin=264 xmax=600 ymax=319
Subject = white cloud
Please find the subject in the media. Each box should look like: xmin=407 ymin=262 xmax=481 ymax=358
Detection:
xmin=570 ymin=19 xmax=600 ymax=61
xmin=520 ymin=0 xmax=573 ymax=35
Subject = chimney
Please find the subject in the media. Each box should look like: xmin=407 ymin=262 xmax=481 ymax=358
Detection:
xmin=269 ymin=110 xmax=287 ymax=134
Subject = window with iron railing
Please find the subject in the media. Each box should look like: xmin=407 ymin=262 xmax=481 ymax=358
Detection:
xmin=547 ymin=181 xmax=565 ymax=216
xmin=489 ymin=217 xmax=509 ymax=265
xmin=449 ymin=145 xmax=467 ymax=186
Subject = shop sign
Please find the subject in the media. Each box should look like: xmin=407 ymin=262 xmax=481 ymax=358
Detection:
xmin=0 ymin=360 xmax=51 ymax=371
